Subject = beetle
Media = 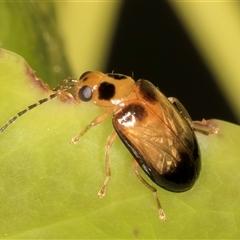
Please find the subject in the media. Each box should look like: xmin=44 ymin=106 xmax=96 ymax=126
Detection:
xmin=0 ymin=71 xmax=218 ymax=220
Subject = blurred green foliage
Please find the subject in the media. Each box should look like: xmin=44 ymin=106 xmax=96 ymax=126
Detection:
xmin=0 ymin=2 xmax=72 ymax=87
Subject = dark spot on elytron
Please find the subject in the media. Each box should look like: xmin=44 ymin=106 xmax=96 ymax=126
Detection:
xmin=98 ymin=82 xmax=115 ymax=100
xmin=137 ymin=79 xmax=158 ymax=103
xmin=123 ymin=103 xmax=147 ymax=121
xmin=159 ymin=150 xmax=199 ymax=191
xmin=107 ymin=73 xmax=128 ymax=80
xmin=79 ymin=71 xmax=92 ymax=81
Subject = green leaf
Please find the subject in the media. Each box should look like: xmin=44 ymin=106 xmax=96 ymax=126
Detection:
xmin=0 ymin=2 xmax=72 ymax=87
xmin=0 ymin=49 xmax=240 ymax=239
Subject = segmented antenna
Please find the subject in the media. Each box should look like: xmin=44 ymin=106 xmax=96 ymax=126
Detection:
xmin=0 ymin=91 xmax=61 ymax=133
xmin=0 ymin=77 xmax=77 ymax=133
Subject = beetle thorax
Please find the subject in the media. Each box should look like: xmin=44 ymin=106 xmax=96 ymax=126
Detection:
xmin=75 ymin=71 xmax=136 ymax=108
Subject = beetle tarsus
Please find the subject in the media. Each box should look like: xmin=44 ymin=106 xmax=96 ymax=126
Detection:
xmin=70 ymin=120 xmax=101 ymax=145
xmin=192 ymin=119 xmax=219 ymax=135
xmin=98 ymin=181 xmax=108 ymax=198
xmin=70 ymin=136 xmax=80 ymax=144
xmin=159 ymin=209 xmax=167 ymax=221
xmin=98 ymin=188 xmax=105 ymax=198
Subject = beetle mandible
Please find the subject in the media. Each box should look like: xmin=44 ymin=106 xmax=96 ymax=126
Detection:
xmin=0 ymin=71 xmax=219 ymax=221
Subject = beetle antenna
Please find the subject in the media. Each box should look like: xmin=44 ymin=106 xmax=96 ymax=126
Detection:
xmin=0 ymin=77 xmax=77 ymax=133
xmin=0 ymin=91 xmax=62 ymax=133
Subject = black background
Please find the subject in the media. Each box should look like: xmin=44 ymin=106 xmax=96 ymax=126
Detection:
xmin=105 ymin=1 xmax=238 ymax=124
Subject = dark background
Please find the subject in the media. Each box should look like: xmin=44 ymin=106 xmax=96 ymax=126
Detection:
xmin=105 ymin=1 xmax=238 ymax=124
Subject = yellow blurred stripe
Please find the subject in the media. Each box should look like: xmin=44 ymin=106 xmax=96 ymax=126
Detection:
xmin=55 ymin=2 xmax=122 ymax=77
xmin=170 ymin=1 xmax=240 ymax=121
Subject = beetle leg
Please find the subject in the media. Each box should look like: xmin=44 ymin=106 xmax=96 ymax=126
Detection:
xmin=168 ymin=97 xmax=219 ymax=135
xmin=98 ymin=130 xmax=117 ymax=198
xmin=191 ymin=119 xmax=219 ymax=135
xmin=132 ymin=160 xmax=167 ymax=221
xmin=71 ymin=112 xmax=111 ymax=143
xmin=52 ymin=77 xmax=78 ymax=92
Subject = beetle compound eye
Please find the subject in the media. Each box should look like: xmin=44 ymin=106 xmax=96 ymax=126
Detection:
xmin=79 ymin=71 xmax=92 ymax=81
xmin=78 ymin=86 xmax=92 ymax=101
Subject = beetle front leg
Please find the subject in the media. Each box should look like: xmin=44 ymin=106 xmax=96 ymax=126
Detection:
xmin=98 ymin=130 xmax=117 ymax=198
xmin=71 ymin=112 xmax=111 ymax=144
xmin=52 ymin=77 xmax=78 ymax=92
xmin=132 ymin=160 xmax=166 ymax=221
xmin=168 ymin=97 xmax=219 ymax=135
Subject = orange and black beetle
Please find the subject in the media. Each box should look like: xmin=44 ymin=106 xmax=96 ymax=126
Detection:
xmin=0 ymin=71 xmax=218 ymax=220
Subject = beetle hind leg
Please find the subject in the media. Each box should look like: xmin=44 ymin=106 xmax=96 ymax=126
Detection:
xmin=168 ymin=97 xmax=219 ymax=135
xmin=132 ymin=160 xmax=166 ymax=221
xmin=191 ymin=119 xmax=219 ymax=135
xmin=98 ymin=131 xmax=117 ymax=198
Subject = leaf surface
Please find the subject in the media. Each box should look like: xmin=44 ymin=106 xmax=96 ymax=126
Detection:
xmin=0 ymin=49 xmax=240 ymax=239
